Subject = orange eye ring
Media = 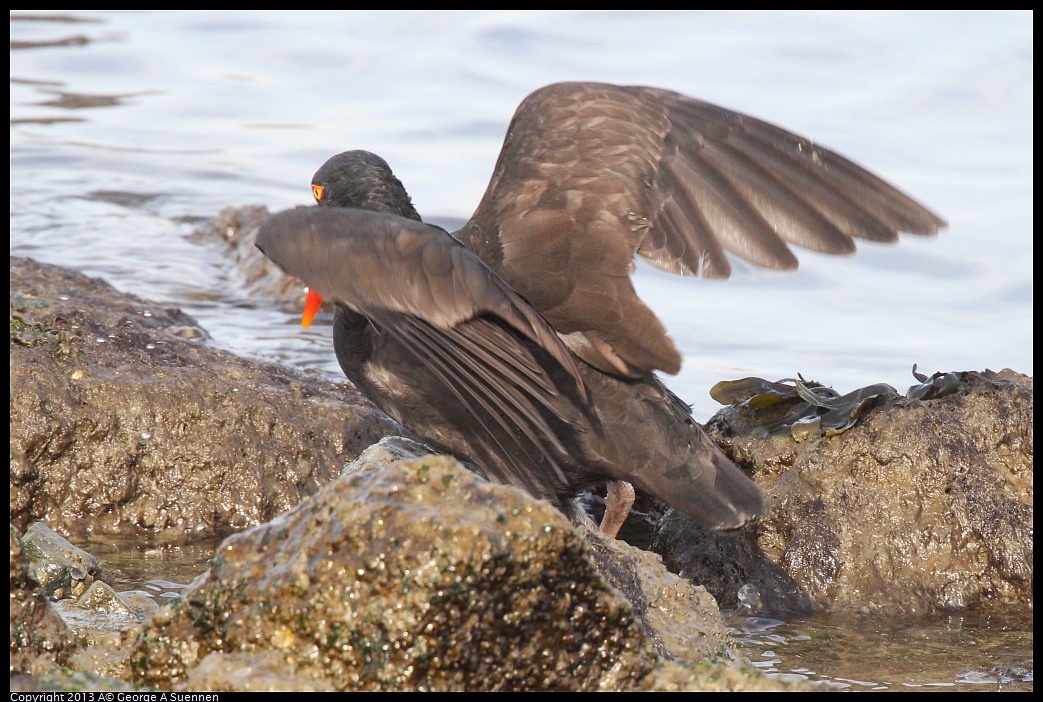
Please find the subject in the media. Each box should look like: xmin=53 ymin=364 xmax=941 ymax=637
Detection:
xmin=312 ymin=184 xmax=324 ymax=203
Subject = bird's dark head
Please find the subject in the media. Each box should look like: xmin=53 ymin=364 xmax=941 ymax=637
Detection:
xmin=311 ymin=150 xmax=422 ymax=222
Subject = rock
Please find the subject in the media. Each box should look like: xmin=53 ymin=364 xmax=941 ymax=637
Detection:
xmin=10 ymin=670 xmax=141 ymax=693
xmin=342 ymin=435 xmax=438 ymax=475
xmin=128 ymin=456 xmax=655 ymax=691
xmin=187 ymin=650 xmax=336 ymax=692
xmin=659 ymin=370 xmax=1033 ymax=615
xmin=53 ymin=580 xmax=154 ymax=642
xmin=125 ymin=456 xmax=794 ymax=691
xmin=20 ymin=521 xmax=102 ymax=600
xmin=10 ymin=255 xmax=399 ymax=540
xmin=9 ymin=524 xmax=77 ymax=675
xmin=583 ymin=528 xmax=739 ymax=665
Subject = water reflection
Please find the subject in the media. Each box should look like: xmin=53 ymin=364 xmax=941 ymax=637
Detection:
xmin=74 ymin=533 xmax=220 ymax=598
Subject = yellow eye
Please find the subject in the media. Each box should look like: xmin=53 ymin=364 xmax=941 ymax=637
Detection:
xmin=312 ymin=184 xmax=324 ymax=203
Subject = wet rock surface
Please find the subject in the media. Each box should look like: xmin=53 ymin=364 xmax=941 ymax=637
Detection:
xmin=10 ymin=460 xmax=789 ymax=692
xmin=20 ymin=521 xmax=102 ymax=600
xmin=129 ymin=456 xmax=656 ymax=691
xmin=10 ymin=255 xmax=398 ymax=540
xmin=122 ymin=455 xmax=798 ymax=691
xmin=660 ymin=370 xmax=1033 ymax=615
xmin=9 ymin=525 xmax=77 ymax=676
xmin=54 ymin=580 xmax=159 ymax=642
xmin=346 ymin=439 xmax=742 ymax=666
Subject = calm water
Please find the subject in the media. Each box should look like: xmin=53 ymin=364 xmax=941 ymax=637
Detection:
xmin=11 ymin=11 xmax=1032 ymax=690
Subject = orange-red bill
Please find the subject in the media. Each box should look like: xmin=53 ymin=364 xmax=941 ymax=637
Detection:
xmin=302 ymin=288 xmax=324 ymax=328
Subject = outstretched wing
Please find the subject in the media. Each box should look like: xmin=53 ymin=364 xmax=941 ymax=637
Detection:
xmin=459 ymin=82 xmax=946 ymax=378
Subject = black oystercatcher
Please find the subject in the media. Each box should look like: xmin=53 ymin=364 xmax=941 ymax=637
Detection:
xmin=256 ymin=82 xmax=945 ymax=537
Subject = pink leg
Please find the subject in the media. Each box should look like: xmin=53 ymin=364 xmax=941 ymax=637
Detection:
xmin=600 ymin=480 xmax=636 ymax=539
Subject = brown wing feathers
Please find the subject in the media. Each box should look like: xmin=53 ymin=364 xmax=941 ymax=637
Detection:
xmin=456 ymin=82 xmax=944 ymax=378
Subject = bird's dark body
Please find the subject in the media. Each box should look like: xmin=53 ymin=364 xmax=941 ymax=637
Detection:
xmin=331 ymin=301 xmax=764 ymax=524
